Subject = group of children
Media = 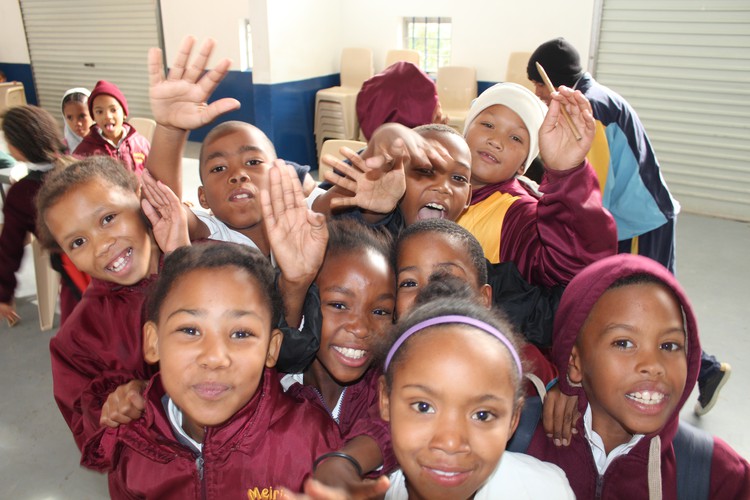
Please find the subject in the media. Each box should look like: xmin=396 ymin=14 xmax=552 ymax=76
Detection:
xmin=1 ymin=34 xmax=748 ymax=498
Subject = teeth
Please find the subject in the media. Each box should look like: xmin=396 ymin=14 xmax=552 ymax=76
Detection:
xmin=333 ymin=346 xmax=366 ymax=359
xmin=431 ymin=469 xmax=460 ymax=477
xmin=626 ymin=390 xmax=665 ymax=405
xmin=233 ymin=193 xmax=250 ymax=200
xmin=425 ymin=203 xmax=445 ymax=211
xmin=107 ymin=248 xmax=132 ymax=273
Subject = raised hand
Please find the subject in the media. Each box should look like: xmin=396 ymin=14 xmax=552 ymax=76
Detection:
xmin=539 ymin=86 xmax=595 ymax=171
xmin=323 ymin=140 xmax=408 ymax=214
xmin=141 ymin=169 xmax=191 ymax=253
xmin=99 ymin=379 xmax=147 ymax=428
xmin=0 ymin=302 xmax=20 ymax=327
xmin=148 ymin=36 xmax=240 ymax=131
xmin=261 ymin=160 xmax=328 ymax=326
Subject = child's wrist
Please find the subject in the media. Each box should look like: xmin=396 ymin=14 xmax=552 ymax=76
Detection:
xmin=313 ymin=452 xmax=363 ymax=478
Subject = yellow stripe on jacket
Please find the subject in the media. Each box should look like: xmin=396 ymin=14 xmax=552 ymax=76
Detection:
xmin=587 ymin=121 xmax=610 ymax=192
xmin=457 ymin=191 xmax=520 ymax=264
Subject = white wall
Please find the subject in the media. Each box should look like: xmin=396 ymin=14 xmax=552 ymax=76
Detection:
xmin=0 ymin=0 xmax=31 ymax=63
xmin=340 ymin=0 xmax=597 ymax=82
xmin=160 ymin=0 xmax=251 ymax=70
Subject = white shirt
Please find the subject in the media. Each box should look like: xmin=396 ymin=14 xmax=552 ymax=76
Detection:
xmin=583 ymin=404 xmax=643 ymax=475
xmin=191 ymin=208 xmax=262 ymax=249
xmin=385 ymin=451 xmax=575 ymax=499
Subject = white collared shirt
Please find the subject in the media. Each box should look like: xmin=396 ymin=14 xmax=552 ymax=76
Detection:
xmin=583 ymin=405 xmax=643 ymax=475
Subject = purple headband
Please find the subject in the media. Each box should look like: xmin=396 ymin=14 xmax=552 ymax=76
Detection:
xmin=384 ymin=314 xmax=523 ymax=378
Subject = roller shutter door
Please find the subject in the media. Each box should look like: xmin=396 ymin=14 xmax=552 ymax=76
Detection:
xmin=593 ymin=0 xmax=750 ymax=221
xmin=19 ymin=0 xmax=161 ymax=121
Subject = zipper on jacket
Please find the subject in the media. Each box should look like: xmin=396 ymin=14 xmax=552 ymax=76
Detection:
xmin=195 ymin=454 xmax=208 ymax=499
xmin=595 ymin=473 xmax=603 ymax=499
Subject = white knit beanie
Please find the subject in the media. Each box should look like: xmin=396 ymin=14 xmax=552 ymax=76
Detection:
xmin=463 ymin=82 xmax=548 ymax=173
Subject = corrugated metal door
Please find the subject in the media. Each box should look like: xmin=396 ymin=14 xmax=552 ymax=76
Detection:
xmin=593 ymin=0 xmax=750 ymax=221
xmin=19 ymin=0 xmax=162 ymax=120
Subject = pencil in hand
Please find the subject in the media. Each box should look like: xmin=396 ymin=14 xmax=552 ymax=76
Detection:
xmin=535 ymin=61 xmax=583 ymax=141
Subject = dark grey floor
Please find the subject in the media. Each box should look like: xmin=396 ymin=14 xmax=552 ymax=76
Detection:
xmin=0 ymin=189 xmax=747 ymax=498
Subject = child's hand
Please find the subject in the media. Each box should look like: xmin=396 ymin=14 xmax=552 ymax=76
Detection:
xmin=542 ymin=384 xmax=580 ymax=446
xmin=538 ymin=86 xmax=595 ymax=172
xmin=323 ymin=141 xmax=407 ymax=214
xmin=279 ymin=476 xmax=390 ymax=500
xmin=0 ymin=302 xmax=20 ymax=327
xmin=148 ymin=36 xmax=240 ymax=131
xmin=99 ymin=379 xmax=147 ymax=428
xmin=141 ymin=169 xmax=191 ymax=253
xmin=262 ymin=160 xmax=328 ymax=285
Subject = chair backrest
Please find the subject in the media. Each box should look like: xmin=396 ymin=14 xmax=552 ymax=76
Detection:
xmin=505 ymin=51 xmax=535 ymax=92
xmin=436 ymin=66 xmax=477 ymax=111
xmin=128 ymin=117 xmax=157 ymax=143
xmin=0 ymin=82 xmax=27 ymax=115
xmin=318 ymin=139 xmax=367 ymax=181
xmin=340 ymin=48 xmax=374 ymax=89
xmin=385 ymin=49 xmax=420 ymax=68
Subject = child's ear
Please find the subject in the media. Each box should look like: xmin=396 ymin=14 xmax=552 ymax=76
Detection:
xmin=197 ymin=186 xmax=210 ymax=210
xmin=479 ymin=283 xmax=493 ymax=309
xmin=264 ymin=328 xmax=284 ymax=368
xmin=143 ymin=321 xmax=160 ymax=364
xmin=568 ymin=345 xmax=584 ymax=385
xmin=378 ymin=375 xmax=391 ymax=422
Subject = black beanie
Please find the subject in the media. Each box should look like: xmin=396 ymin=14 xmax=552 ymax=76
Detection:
xmin=526 ymin=37 xmax=583 ymax=88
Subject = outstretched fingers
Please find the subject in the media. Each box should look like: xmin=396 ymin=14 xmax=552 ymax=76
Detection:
xmin=166 ymin=35 xmax=196 ymax=81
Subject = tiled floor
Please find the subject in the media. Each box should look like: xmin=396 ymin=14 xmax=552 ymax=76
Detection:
xmin=0 ymin=153 xmax=747 ymax=497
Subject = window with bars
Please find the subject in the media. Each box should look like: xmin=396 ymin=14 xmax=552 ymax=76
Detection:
xmin=404 ymin=17 xmax=452 ymax=75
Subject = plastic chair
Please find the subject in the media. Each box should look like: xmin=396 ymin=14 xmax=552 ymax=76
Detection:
xmin=317 ymin=139 xmax=367 ymax=182
xmin=505 ymin=51 xmax=535 ymax=92
xmin=385 ymin=49 xmax=420 ymax=68
xmin=436 ymin=66 xmax=477 ymax=132
xmin=128 ymin=117 xmax=157 ymax=143
xmin=315 ymin=48 xmax=374 ymax=152
xmin=30 ymin=235 xmax=59 ymax=331
xmin=0 ymin=82 xmax=27 ymax=128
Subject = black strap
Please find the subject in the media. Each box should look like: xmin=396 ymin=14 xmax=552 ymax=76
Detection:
xmin=674 ymin=420 xmax=714 ymax=500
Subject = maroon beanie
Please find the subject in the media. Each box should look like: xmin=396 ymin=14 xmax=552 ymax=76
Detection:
xmin=526 ymin=37 xmax=584 ymax=88
xmin=356 ymin=62 xmax=439 ymax=140
xmin=88 ymin=80 xmax=129 ymax=117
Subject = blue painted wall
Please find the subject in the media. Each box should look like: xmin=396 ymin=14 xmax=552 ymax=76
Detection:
xmin=0 ymin=63 xmax=38 ymax=105
xmin=254 ymin=74 xmax=339 ymax=168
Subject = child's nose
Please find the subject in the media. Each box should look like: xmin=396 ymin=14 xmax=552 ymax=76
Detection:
xmin=196 ymin=336 xmax=231 ymax=369
xmin=637 ymin=349 xmax=666 ymax=377
xmin=429 ymin=412 xmax=470 ymax=454
xmin=94 ymin=234 xmax=116 ymax=257
xmin=229 ymin=169 xmax=250 ymax=184
xmin=488 ymin=135 xmax=504 ymax=151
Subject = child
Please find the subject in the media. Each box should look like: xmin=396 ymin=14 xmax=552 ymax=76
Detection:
xmin=61 ymin=87 xmax=94 ymax=152
xmin=83 ymin=242 xmax=344 ymax=497
xmin=0 ymin=105 xmax=74 ymax=326
xmin=380 ymin=297 xmax=575 ymax=499
xmin=456 ymin=82 xmax=617 ymax=287
xmin=37 ymin=155 xmax=188 ymax=454
xmin=73 ymin=79 xmax=150 ymax=173
xmin=278 ymin=218 xmax=397 ymax=478
xmin=145 ymin=37 xmax=317 ymax=254
xmin=527 ymin=254 xmax=750 ymax=498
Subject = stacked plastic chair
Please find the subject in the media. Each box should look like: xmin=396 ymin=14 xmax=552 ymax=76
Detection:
xmin=314 ymin=48 xmax=373 ymax=160
xmin=436 ymin=66 xmax=477 ymax=132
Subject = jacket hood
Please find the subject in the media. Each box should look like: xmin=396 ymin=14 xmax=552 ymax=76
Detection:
xmin=552 ymin=254 xmax=701 ymax=441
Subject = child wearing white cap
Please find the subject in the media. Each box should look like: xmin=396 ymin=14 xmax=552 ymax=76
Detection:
xmin=456 ymin=82 xmax=617 ymax=288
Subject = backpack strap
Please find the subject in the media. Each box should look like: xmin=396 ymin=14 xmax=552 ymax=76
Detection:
xmin=506 ymin=373 xmax=546 ymax=453
xmin=673 ymin=420 xmax=714 ymax=500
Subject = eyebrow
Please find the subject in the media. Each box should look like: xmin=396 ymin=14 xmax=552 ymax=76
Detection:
xmin=204 ymin=144 xmax=264 ymax=163
xmin=401 ymin=384 xmax=507 ymax=404
xmin=397 ymin=262 xmax=467 ymax=276
xmin=166 ymin=308 xmax=264 ymax=321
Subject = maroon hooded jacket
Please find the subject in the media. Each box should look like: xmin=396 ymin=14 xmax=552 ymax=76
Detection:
xmin=50 ymin=274 xmax=156 ymax=454
xmin=459 ymin=161 xmax=618 ymax=288
xmin=73 ymin=124 xmax=150 ymax=174
xmin=527 ymin=254 xmax=750 ymax=499
xmin=83 ymin=369 xmax=344 ymax=499
xmin=284 ymin=367 xmax=397 ymax=474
